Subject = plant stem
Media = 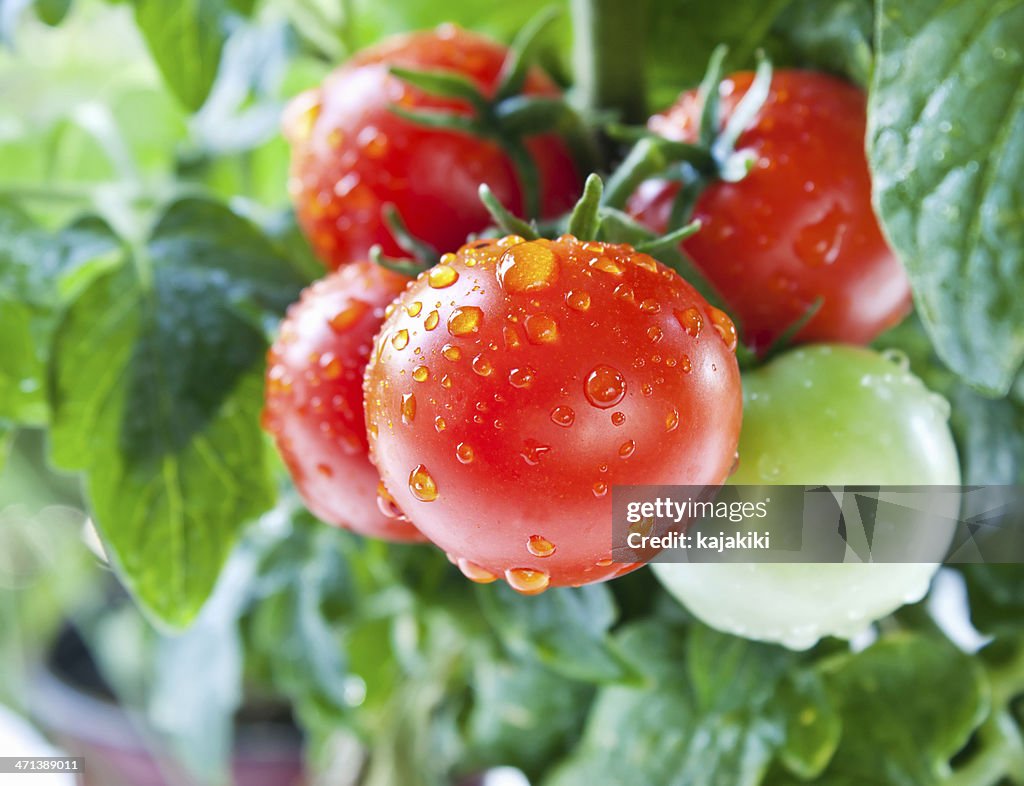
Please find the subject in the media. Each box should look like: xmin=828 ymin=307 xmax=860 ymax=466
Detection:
xmin=570 ymin=0 xmax=649 ymax=123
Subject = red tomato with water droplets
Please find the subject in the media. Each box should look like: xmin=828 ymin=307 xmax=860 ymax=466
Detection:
xmin=628 ymin=70 xmax=911 ymax=352
xmin=363 ymin=235 xmax=742 ymax=592
xmin=285 ymin=25 xmax=582 ymax=270
xmin=264 ymin=261 xmax=424 ymax=542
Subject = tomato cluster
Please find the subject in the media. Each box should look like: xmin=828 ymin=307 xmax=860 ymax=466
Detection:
xmin=265 ymin=27 xmax=959 ymax=629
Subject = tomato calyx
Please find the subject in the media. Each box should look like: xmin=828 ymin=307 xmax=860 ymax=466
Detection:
xmin=369 ymin=204 xmax=439 ymax=277
xmin=602 ymin=46 xmax=774 ymax=229
xmin=478 ymin=174 xmax=729 ymax=322
xmin=387 ymin=10 xmax=594 ymax=218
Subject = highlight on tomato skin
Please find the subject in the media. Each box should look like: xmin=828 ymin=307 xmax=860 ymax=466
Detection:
xmin=284 ymin=24 xmax=582 ymax=271
xmin=363 ymin=233 xmax=744 ymax=594
xmin=263 ymin=260 xmax=426 ymax=542
xmin=628 ymin=69 xmax=912 ymax=353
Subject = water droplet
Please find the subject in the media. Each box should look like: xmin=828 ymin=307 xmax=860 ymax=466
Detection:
xmin=448 ymin=306 xmax=483 ymax=336
xmin=757 ymin=454 xmax=781 ymax=480
xmin=520 ymin=440 xmax=551 ymax=465
xmin=665 ymin=407 xmax=679 ymax=432
xmin=412 ymin=365 xmax=430 ymax=382
xmin=596 ymin=557 xmax=613 ymax=567
xmin=675 ymin=307 xmax=703 ymax=338
xmin=509 ymin=366 xmax=536 ymax=388
xmin=472 ymin=354 xmax=493 ymax=376
xmin=434 ymin=416 xmax=447 ymax=432
xmin=585 ymin=365 xmax=626 ymax=409
xmin=708 ymin=307 xmax=738 ymax=352
xmin=424 ymin=310 xmax=440 ymax=330
xmin=319 ymin=352 xmax=343 ymax=380
xmin=456 ymin=442 xmax=475 ymax=464
xmin=590 ymin=256 xmax=624 ymax=276
xmin=377 ymin=481 xmax=403 ymax=518
xmin=794 ymin=203 xmax=849 ymax=266
xmin=442 ymin=343 xmax=462 ymax=361
xmin=497 ymin=242 xmax=558 ymax=293
xmin=592 ymin=481 xmax=608 ymax=497
xmin=505 ymin=567 xmax=550 ymax=595
xmin=392 ymin=329 xmax=410 ymax=350
xmin=647 ymin=326 xmax=664 ymax=344
xmin=329 ymin=301 xmax=369 ymax=333
xmin=551 ymin=406 xmax=575 ymax=427
xmin=611 ymin=411 xmax=625 ymax=426
xmin=566 ymin=290 xmax=591 ymax=312
xmin=640 ymin=298 xmax=661 ymax=314
xmin=409 ymin=464 xmax=438 ymax=502
xmin=613 ymin=283 xmax=636 ymax=305
xmin=458 ymin=558 xmax=497 ymax=583
xmin=881 ymin=348 xmax=910 ymax=372
xmin=680 ymin=355 xmax=692 ymax=373
xmin=428 ymin=265 xmax=459 ymax=289
xmin=405 ymin=301 xmax=423 ymax=317
xmin=524 ymin=313 xmax=559 ymax=344
xmin=441 ymin=374 xmax=453 ymax=389
xmin=527 ymin=535 xmax=556 ymax=558
xmin=618 ymin=439 xmax=636 ymax=458
xmin=401 ymin=393 xmax=416 ymax=424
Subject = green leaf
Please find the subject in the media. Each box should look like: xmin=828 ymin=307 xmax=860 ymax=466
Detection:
xmin=476 ymin=582 xmax=637 ymax=683
xmin=773 ymin=671 xmax=842 ymax=780
xmin=950 ymin=383 xmax=1024 ymax=486
xmin=868 ymin=0 xmax=1024 ymax=395
xmin=132 ymin=0 xmax=232 ymax=111
xmin=781 ymin=635 xmax=987 ymax=785
xmin=0 ymin=202 xmax=120 ymax=426
xmin=0 ymin=423 xmax=11 ymax=474
xmin=544 ymin=621 xmax=794 ymax=786
xmin=644 ymin=0 xmax=791 ymax=109
xmin=766 ymin=0 xmax=874 ymax=86
xmin=462 ymin=657 xmax=593 ymax=780
xmin=48 ymin=198 xmax=306 ymax=628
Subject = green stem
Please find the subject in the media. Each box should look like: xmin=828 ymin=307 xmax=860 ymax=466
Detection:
xmin=570 ymin=0 xmax=649 ymax=122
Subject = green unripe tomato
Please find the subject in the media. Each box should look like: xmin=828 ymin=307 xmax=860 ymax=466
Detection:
xmin=652 ymin=345 xmax=961 ymax=649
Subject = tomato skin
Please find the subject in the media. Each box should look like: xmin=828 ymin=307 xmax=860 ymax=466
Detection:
xmin=363 ymin=235 xmax=742 ymax=591
xmin=264 ymin=261 xmax=424 ymax=542
xmin=285 ymin=25 xmax=581 ymax=271
xmin=628 ymin=70 xmax=911 ymax=352
xmin=652 ymin=345 xmax=961 ymax=649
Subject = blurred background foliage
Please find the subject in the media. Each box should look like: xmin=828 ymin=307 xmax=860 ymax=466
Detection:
xmin=1 ymin=0 xmax=1024 ymax=785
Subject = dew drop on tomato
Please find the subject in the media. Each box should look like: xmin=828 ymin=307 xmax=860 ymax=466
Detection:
xmin=585 ymin=365 xmax=626 ymax=409
xmin=428 ymin=265 xmax=459 ymax=289
xmin=527 ymin=535 xmax=556 ymax=558
xmin=497 ymin=243 xmax=558 ymax=293
xmin=505 ymin=567 xmax=550 ymax=595
xmin=448 ymin=306 xmax=483 ymax=336
xmin=408 ymin=464 xmax=438 ymax=502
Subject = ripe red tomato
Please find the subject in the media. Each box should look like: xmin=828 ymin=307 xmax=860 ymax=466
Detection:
xmin=263 ymin=260 xmax=424 ymax=542
xmin=363 ymin=235 xmax=742 ymax=592
xmin=628 ymin=70 xmax=911 ymax=352
xmin=285 ymin=25 xmax=582 ymax=270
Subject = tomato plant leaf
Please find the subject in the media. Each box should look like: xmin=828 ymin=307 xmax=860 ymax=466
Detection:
xmin=132 ymin=0 xmax=232 ymax=111
xmin=868 ymin=0 xmax=1024 ymax=396
xmin=462 ymin=657 xmax=593 ymax=781
xmin=48 ymin=198 xmax=307 ymax=628
xmin=766 ymin=0 xmax=874 ymax=86
xmin=476 ymin=583 xmax=639 ymax=684
xmin=773 ymin=670 xmax=842 ymax=780
xmin=0 ymin=202 xmax=120 ymax=426
xmin=544 ymin=621 xmax=795 ymax=786
xmin=774 ymin=634 xmax=987 ymax=785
